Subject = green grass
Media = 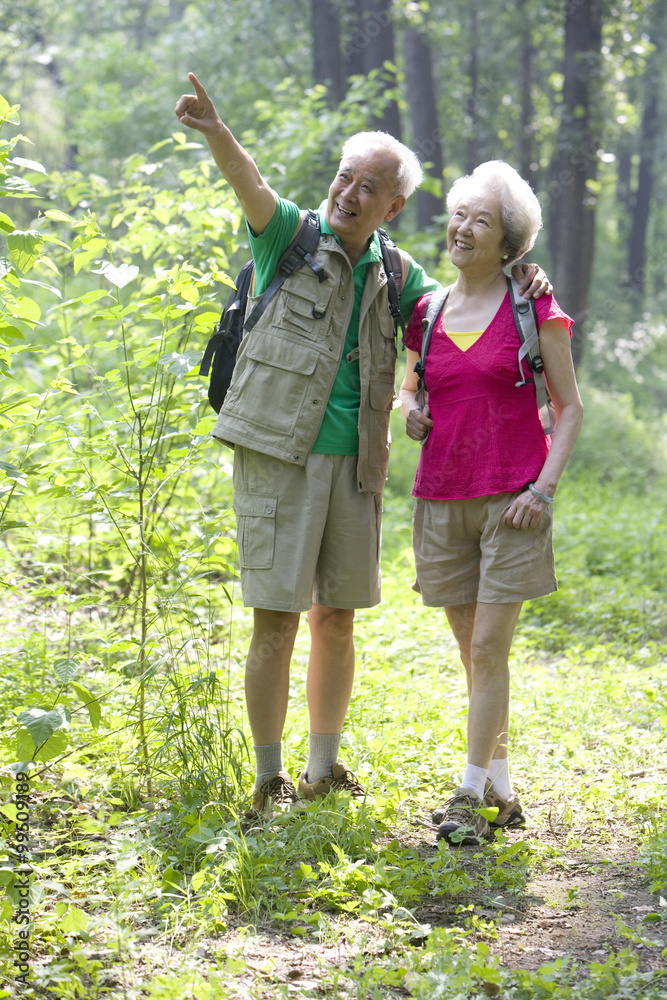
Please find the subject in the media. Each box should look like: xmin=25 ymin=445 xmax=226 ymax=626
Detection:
xmin=2 ymin=462 xmax=667 ymax=997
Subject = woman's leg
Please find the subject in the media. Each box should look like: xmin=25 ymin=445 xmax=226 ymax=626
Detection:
xmin=446 ymin=601 xmax=522 ymax=771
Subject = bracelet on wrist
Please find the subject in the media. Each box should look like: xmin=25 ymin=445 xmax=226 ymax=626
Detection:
xmin=528 ymin=482 xmax=555 ymax=503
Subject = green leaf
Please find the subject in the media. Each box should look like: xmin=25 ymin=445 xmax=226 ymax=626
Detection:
xmin=54 ymin=658 xmax=79 ymax=683
xmin=72 ymin=239 xmax=107 ymax=275
xmin=11 ymin=156 xmax=47 ymax=175
xmin=0 ymin=211 xmax=13 ymax=233
xmin=44 ymin=209 xmax=77 ymax=223
xmin=7 ymin=231 xmax=44 ymax=273
xmin=56 ymin=905 xmax=88 ymax=935
xmin=15 ymin=729 xmax=35 ymax=763
xmin=0 ymin=461 xmax=22 ymax=478
xmin=92 ymin=262 xmax=140 ymax=288
xmin=11 ymin=297 xmax=41 ymax=323
xmin=17 ymin=706 xmax=70 ymax=744
xmin=33 ymin=728 xmax=69 ymax=763
xmin=158 ymin=350 xmax=202 ymax=377
xmin=70 ymin=682 xmax=102 ymax=731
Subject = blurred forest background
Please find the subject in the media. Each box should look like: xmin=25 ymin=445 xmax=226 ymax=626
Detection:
xmin=4 ymin=0 xmax=667 ymax=375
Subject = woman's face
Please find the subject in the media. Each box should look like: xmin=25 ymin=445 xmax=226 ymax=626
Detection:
xmin=446 ymin=184 xmax=509 ymax=273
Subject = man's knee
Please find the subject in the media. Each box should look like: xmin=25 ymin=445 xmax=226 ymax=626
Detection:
xmin=251 ymin=609 xmax=300 ymax=651
xmin=308 ymin=605 xmax=355 ymax=641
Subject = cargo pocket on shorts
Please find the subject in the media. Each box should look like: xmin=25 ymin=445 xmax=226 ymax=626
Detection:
xmin=233 ymin=492 xmax=278 ymax=570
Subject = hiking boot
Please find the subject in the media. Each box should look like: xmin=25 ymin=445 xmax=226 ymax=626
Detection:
xmin=483 ymin=785 xmax=526 ymax=829
xmin=435 ymin=788 xmax=490 ymax=845
xmin=432 ymin=779 xmax=526 ymax=829
xmin=298 ymin=762 xmax=366 ymax=802
xmin=245 ymin=770 xmax=304 ymax=821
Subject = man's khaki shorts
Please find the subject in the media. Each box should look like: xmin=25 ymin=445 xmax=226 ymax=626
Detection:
xmin=412 ymin=491 xmax=557 ymax=607
xmin=232 ymin=447 xmax=382 ymax=612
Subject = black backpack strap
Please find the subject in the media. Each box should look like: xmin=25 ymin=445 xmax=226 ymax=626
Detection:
xmin=377 ymin=227 xmax=404 ymax=337
xmin=199 ymin=259 xmax=255 ymax=378
xmin=243 ymin=209 xmax=327 ymax=334
xmin=507 ymin=275 xmax=554 ymax=435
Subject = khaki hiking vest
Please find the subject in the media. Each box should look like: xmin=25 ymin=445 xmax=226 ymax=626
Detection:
xmin=212 ymin=232 xmax=408 ymax=494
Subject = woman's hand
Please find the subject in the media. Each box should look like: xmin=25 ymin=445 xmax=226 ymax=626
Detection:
xmin=405 ymin=404 xmax=434 ymax=441
xmin=504 ymin=489 xmax=548 ymax=530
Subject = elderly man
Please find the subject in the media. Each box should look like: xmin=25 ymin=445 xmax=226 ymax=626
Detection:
xmin=175 ymin=74 xmax=546 ymax=817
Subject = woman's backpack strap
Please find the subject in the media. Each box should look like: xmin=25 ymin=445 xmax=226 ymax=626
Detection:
xmin=414 ymin=285 xmax=452 ymax=410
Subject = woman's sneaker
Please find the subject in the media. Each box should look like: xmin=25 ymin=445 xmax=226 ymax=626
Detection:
xmin=435 ymin=788 xmax=490 ymax=845
xmin=483 ymin=785 xmax=526 ymax=829
xmin=432 ymin=780 xmax=526 ymax=829
xmin=298 ymin=762 xmax=366 ymax=802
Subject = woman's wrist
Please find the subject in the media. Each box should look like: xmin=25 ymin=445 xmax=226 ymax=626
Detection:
xmin=528 ymin=482 xmax=555 ymax=503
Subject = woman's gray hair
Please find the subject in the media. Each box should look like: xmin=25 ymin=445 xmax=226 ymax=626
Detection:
xmin=447 ymin=160 xmax=543 ymax=264
xmin=339 ymin=131 xmax=423 ymax=199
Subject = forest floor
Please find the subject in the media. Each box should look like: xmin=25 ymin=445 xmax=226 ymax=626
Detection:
xmin=3 ymin=530 xmax=667 ymax=998
xmin=163 ymin=828 xmax=667 ymax=998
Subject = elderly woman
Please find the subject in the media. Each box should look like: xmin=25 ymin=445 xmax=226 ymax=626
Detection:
xmin=399 ymin=161 xmax=583 ymax=845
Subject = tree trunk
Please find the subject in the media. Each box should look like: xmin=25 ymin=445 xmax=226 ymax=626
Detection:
xmin=517 ymin=0 xmax=537 ymax=188
xmin=625 ymin=0 xmax=665 ymax=292
xmin=311 ymin=0 xmax=344 ymax=104
xmin=360 ymin=0 xmax=402 ymax=139
xmin=550 ymin=0 xmax=604 ymax=366
xmin=403 ymin=24 xmax=444 ymax=229
xmin=466 ymin=6 xmax=479 ymax=172
xmin=344 ymin=0 xmax=365 ymax=79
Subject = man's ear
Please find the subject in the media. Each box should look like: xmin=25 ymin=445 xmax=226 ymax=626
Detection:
xmin=384 ymin=195 xmax=406 ymax=223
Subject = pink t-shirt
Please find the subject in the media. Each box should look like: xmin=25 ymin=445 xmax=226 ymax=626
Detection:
xmin=404 ymin=291 xmax=573 ymax=501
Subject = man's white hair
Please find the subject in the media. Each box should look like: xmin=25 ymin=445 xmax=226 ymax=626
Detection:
xmin=339 ymin=131 xmax=423 ymax=199
xmin=447 ymin=160 xmax=543 ymax=263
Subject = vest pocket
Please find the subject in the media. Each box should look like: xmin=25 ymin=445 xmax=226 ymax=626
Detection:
xmin=229 ymin=336 xmax=319 ymax=434
xmin=233 ymin=492 xmax=278 ymax=570
xmin=277 ymin=284 xmax=329 ymax=337
xmin=369 ymin=374 xmax=395 ymax=412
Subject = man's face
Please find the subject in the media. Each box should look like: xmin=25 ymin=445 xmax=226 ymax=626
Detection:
xmin=326 ymin=147 xmax=406 ymax=256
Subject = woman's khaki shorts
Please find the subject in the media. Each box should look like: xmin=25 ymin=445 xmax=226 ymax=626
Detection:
xmin=233 ymin=447 xmax=382 ymax=612
xmin=412 ymin=491 xmax=557 ymax=607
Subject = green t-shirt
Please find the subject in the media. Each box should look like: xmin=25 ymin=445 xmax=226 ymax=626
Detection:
xmin=248 ymin=198 xmax=438 ymax=455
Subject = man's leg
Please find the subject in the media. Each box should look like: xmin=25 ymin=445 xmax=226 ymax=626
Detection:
xmin=306 ymin=604 xmax=356 ymax=735
xmin=298 ymin=604 xmax=365 ymax=799
xmin=245 ymin=608 xmax=300 ymax=806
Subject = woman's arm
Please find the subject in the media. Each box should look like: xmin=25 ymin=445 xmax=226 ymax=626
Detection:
xmin=505 ymin=319 xmax=584 ymax=529
xmin=399 ymin=348 xmax=434 ymax=441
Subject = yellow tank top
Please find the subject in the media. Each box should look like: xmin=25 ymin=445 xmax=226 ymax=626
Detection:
xmin=447 ymin=331 xmax=483 ymax=351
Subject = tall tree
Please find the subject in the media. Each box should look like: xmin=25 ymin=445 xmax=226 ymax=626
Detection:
xmin=311 ymin=0 xmax=344 ymax=104
xmin=403 ymin=22 xmax=444 ymax=229
xmin=516 ymin=0 xmax=537 ymax=186
xmin=465 ymin=4 xmax=479 ymax=172
xmin=550 ymin=0 xmax=604 ymax=365
xmin=625 ymin=0 xmax=666 ymax=293
xmin=359 ymin=0 xmax=402 ymax=139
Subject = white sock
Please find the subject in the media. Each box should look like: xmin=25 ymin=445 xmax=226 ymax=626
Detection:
xmin=305 ymin=732 xmax=341 ymax=783
xmin=254 ymin=743 xmax=284 ymax=788
xmin=487 ymin=757 xmax=512 ymax=800
xmin=461 ymin=763 xmax=487 ymax=800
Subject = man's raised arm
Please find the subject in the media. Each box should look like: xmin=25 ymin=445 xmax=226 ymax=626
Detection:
xmin=175 ymin=72 xmax=276 ymax=235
